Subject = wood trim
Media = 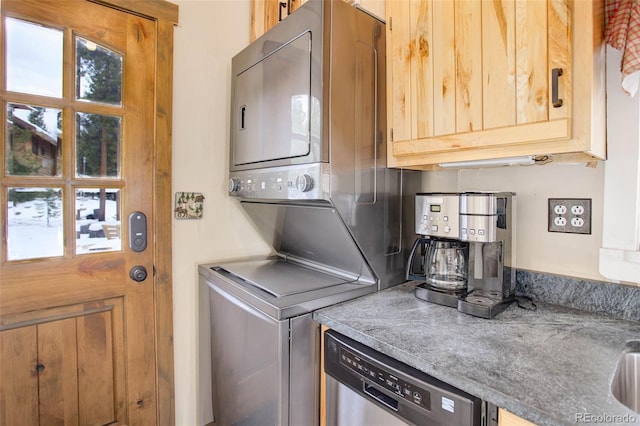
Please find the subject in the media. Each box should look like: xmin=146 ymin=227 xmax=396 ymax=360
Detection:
xmin=154 ymin=16 xmax=176 ymax=426
xmin=90 ymin=0 xmax=178 ymax=24
xmin=392 ymin=119 xmax=571 ymax=157
xmin=250 ymin=0 xmax=265 ymax=42
xmin=320 ymin=325 xmax=328 ymax=426
xmin=87 ymin=1 xmax=177 ymax=425
xmin=390 ymin=147 xmax=601 ymax=171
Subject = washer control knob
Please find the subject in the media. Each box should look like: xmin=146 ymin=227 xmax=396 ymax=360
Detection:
xmin=228 ymin=178 xmax=240 ymax=193
xmin=295 ymin=174 xmax=314 ymax=193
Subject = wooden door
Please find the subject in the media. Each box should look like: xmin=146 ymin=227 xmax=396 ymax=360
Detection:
xmin=0 ymin=1 xmax=170 ymax=424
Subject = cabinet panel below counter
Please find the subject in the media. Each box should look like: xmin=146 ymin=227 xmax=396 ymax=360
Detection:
xmin=499 ymin=409 xmax=536 ymax=426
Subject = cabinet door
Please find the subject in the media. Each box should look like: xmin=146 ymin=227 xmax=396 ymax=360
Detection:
xmin=387 ymin=0 xmax=579 ymax=167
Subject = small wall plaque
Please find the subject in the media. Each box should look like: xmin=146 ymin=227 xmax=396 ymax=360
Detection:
xmin=174 ymin=192 xmax=204 ymax=220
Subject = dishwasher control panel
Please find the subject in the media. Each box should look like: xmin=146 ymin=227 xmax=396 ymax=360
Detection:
xmin=339 ymin=346 xmax=430 ymax=410
xmin=324 ymin=330 xmax=484 ymax=426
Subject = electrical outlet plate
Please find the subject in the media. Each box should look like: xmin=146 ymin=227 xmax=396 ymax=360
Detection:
xmin=548 ymin=198 xmax=592 ymax=234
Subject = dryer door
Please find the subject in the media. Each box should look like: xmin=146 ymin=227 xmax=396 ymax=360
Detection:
xmin=232 ymin=32 xmax=314 ymax=167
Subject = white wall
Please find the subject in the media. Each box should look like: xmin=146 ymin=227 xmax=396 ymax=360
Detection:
xmin=172 ymin=1 xmax=611 ymax=424
xmin=172 ymin=2 xmax=270 ymax=424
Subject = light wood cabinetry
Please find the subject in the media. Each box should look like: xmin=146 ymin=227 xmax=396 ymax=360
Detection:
xmin=250 ymin=0 xmax=370 ymax=41
xmin=499 ymin=408 xmax=538 ymax=426
xmin=251 ymin=0 xmax=306 ymax=41
xmin=386 ymin=0 xmax=605 ymax=169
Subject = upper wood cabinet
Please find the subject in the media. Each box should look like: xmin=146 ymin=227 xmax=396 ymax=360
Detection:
xmin=386 ymin=0 xmax=606 ymax=169
xmin=251 ymin=0 xmax=306 ymax=41
xmin=250 ymin=0 xmax=369 ymax=41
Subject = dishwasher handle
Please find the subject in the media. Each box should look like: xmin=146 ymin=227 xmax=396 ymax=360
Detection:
xmin=363 ymin=383 xmax=399 ymax=412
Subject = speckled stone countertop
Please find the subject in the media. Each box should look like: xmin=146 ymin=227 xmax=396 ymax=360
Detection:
xmin=314 ymin=281 xmax=640 ymax=426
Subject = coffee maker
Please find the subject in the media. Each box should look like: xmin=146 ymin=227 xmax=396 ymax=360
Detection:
xmin=407 ymin=192 xmax=516 ymax=318
xmin=407 ymin=193 xmax=469 ymax=307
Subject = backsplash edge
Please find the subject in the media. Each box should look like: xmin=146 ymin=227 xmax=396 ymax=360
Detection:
xmin=515 ymin=269 xmax=640 ymax=322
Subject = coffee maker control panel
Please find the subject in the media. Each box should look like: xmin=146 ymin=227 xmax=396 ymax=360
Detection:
xmin=415 ymin=194 xmax=460 ymax=238
xmin=460 ymin=215 xmax=496 ymax=242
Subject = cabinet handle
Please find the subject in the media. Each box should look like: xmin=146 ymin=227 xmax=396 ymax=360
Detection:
xmin=278 ymin=1 xmax=287 ymax=21
xmin=552 ymin=68 xmax=563 ymax=108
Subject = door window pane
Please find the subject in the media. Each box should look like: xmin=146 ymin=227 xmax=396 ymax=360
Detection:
xmin=6 ymin=103 xmax=63 ymax=177
xmin=7 ymin=187 xmax=63 ymax=260
xmin=76 ymin=37 xmax=123 ymax=105
xmin=5 ymin=17 xmax=63 ymax=98
xmin=75 ymin=113 xmax=121 ymax=178
xmin=75 ymin=188 xmax=121 ymax=254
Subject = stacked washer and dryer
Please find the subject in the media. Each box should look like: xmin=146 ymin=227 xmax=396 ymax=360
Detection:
xmin=199 ymin=1 xmax=419 ymax=424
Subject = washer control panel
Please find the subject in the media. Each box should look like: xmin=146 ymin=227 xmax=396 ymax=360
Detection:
xmin=228 ymin=163 xmax=326 ymax=200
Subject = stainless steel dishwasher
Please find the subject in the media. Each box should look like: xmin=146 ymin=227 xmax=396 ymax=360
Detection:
xmin=324 ymin=330 xmax=494 ymax=426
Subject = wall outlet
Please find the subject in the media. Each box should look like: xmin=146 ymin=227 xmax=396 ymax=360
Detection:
xmin=548 ymin=198 xmax=592 ymax=234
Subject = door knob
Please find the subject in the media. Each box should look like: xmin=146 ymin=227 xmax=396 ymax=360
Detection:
xmin=130 ymin=265 xmax=148 ymax=282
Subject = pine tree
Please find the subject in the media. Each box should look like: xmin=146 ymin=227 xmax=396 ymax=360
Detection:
xmin=75 ymin=38 xmax=123 ymax=221
xmin=28 ymin=106 xmax=47 ymax=131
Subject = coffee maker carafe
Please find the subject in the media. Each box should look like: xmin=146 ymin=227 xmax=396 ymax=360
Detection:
xmin=425 ymin=239 xmax=468 ymax=291
xmin=408 ymin=193 xmax=471 ymax=307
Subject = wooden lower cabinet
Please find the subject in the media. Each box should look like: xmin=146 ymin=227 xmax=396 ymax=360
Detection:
xmin=0 ymin=300 xmax=125 ymax=426
xmin=499 ymin=408 xmax=537 ymax=426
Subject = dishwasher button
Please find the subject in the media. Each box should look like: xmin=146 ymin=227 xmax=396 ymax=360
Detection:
xmin=413 ymin=392 xmax=422 ymax=404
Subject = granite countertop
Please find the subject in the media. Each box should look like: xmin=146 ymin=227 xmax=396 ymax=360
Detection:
xmin=313 ymin=281 xmax=640 ymax=426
